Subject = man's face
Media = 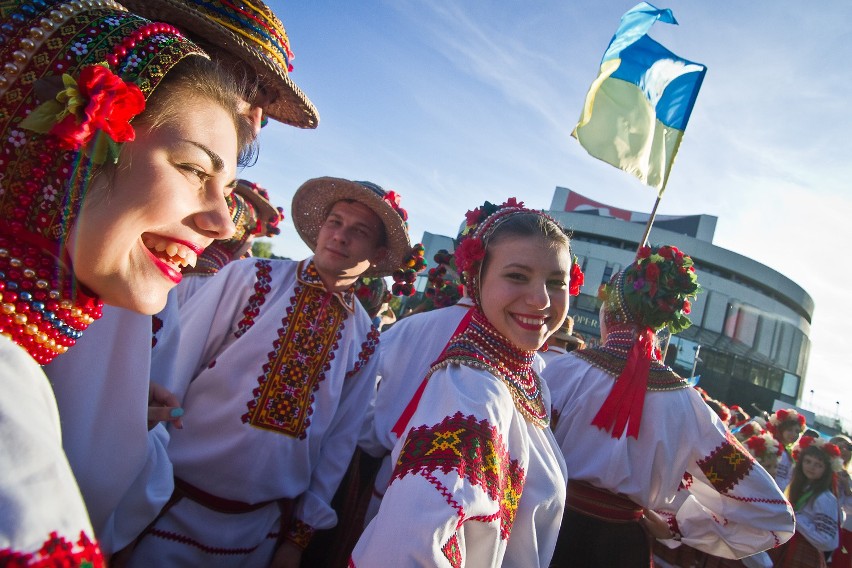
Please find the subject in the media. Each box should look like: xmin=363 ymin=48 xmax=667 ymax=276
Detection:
xmin=312 ymin=200 xmax=387 ymax=290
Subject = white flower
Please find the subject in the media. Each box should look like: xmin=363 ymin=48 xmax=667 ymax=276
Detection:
xmin=126 ymin=53 xmax=143 ymax=68
xmin=42 ymin=184 xmax=58 ymax=203
xmin=8 ymin=130 xmax=26 ymax=147
xmin=70 ymin=41 xmax=89 ymax=56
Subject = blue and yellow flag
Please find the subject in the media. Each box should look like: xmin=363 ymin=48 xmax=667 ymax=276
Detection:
xmin=572 ymin=3 xmax=706 ymax=194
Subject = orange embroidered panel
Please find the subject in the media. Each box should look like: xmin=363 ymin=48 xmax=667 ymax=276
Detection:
xmin=242 ymin=280 xmax=344 ymax=439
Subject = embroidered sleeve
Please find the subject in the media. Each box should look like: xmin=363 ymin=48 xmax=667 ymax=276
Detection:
xmin=345 ymin=327 xmax=380 ymax=380
xmin=351 ymin=368 xmax=527 ymax=568
xmin=796 ymin=492 xmax=840 ymax=552
xmin=285 ymin=519 xmax=315 ymax=550
xmin=0 ymin=532 xmax=104 ymax=567
xmin=672 ymin=397 xmax=795 ymax=559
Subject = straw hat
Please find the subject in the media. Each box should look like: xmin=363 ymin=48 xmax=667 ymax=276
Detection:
xmin=552 ymin=316 xmax=585 ymax=348
xmin=292 ymin=177 xmax=411 ymax=278
xmin=120 ymin=0 xmax=319 ymax=128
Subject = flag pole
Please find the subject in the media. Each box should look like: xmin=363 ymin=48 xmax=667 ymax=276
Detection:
xmin=636 ymin=193 xmax=662 ymax=254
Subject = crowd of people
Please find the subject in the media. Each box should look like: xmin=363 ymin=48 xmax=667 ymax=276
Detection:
xmin=0 ymin=1 xmax=849 ymax=567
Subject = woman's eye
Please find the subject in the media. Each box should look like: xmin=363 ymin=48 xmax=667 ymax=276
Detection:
xmin=549 ymin=279 xmax=568 ymax=289
xmin=505 ymin=272 xmax=526 ymax=282
xmin=179 ymin=164 xmax=209 ymax=182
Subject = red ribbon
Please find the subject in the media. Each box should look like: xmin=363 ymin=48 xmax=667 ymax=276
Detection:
xmin=590 ymin=327 xmax=655 ymax=439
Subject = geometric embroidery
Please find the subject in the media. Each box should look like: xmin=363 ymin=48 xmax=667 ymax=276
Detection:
xmin=235 ymin=260 xmax=273 ymax=339
xmin=392 ymin=412 xmax=526 ymax=540
xmin=241 ymin=262 xmax=344 ymax=439
xmin=0 ymin=530 xmax=104 ymax=567
xmin=344 ymin=326 xmax=380 ymax=380
xmin=696 ymin=430 xmax=755 ymax=494
xmin=440 ymin=533 xmax=463 ymax=568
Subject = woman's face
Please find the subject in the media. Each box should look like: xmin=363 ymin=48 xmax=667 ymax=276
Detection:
xmin=802 ymin=453 xmax=827 ymax=482
xmin=480 ymin=235 xmax=570 ymax=351
xmin=69 ymin=99 xmax=238 ymax=314
xmin=781 ymin=425 xmax=801 ymax=445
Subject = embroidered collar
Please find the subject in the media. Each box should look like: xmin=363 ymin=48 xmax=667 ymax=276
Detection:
xmin=297 ymin=259 xmax=356 ymax=313
xmin=575 ymin=327 xmax=689 ymax=392
xmin=430 ymin=309 xmax=549 ymax=428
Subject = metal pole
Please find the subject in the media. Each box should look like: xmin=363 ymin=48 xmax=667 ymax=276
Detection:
xmin=636 ymin=194 xmax=663 ymax=255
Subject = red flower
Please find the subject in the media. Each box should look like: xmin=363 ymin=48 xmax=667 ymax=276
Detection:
xmin=454 ymin=237 xmax=486 ymax=274
xmin=658 ymin=246 xmax=674 ymax=260
xmin=382 ymin=190 xmax=408 ymax=221
xmin=503 ymin=197 xmax=524 ymax=208
xmin=645 ymin=262 xmax=660 ymax=282
xmin=682 ymin=299 xmax=691 ymax=314
xmin=465 ymin=207 xmax=483 ymax=226
xmin=569 ymin=262 xmax=584 ymax=296
xmin=637 ymin=246 xmax=651 ymax=259
xmin=50 ymin=65 xmax=145 ymax=151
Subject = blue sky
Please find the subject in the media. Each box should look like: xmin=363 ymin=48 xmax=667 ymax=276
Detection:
xmin=248 ymin=1 xmax=852 ymax=422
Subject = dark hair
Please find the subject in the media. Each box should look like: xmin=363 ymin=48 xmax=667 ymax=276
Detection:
xmin=788 ymin=445 xmax=834 ymax=506
xmin=480 ymin=212 xmax=570 ymax=279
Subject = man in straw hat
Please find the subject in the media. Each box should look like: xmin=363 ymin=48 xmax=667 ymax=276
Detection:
xmin=44 ymin=0 xmax=317 ymax=557
xmin=128 ymin=178 xmax=414 ymax=567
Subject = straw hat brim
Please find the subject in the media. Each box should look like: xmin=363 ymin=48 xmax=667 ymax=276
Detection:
xmin=553 ymin=332 xmax=585 ymax=346
xmin=234 ymin=180 xmax=281 ymax=233
xmin=120 ymin=0 xmax=319 ymax=128
xmin=292 ymin=177 xmax=410 ymax=278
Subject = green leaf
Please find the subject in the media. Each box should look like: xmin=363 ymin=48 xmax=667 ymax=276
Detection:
xmin=19 ymin=100 xmax=65 ymax=134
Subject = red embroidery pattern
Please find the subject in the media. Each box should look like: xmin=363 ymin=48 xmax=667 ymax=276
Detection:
xmin=0 ymin=530 xmax=104 ymax=567
xmin=392 ymin=412 xmax=526 ymax=540
xmin=235 ymin=260 xmax=273 ymax=338
xmin=441 ymin=533 xmax=463 ymax=568
xmin=241 ymin=266 xmax=344 ymax=439
xmin=697 ymin=431 xmax=755 ymax=494
xmin=145 ymin=527 xmax=276 ymax=555
xmin=285 ymin=519 xmax=315 ymax=550
xmin=344 ymin=326 xmax=380 ymax=380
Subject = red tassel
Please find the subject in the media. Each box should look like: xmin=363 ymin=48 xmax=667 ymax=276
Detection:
xmin=590 ymin=328 xmax=654 ymax=439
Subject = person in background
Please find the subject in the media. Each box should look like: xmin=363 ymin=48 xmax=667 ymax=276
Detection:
xmin=830 ymin=435 xmax=852 ymax=568
xmin=768 ymin=408 xmax=808 ymax=491
xmin=543 ymin=245 xmax=794 ymax=567
xmin=769 ymin=436 xmax=843 ymax=568
xmin=42 ymin=0 xmax=316 ymax=557
xmin=0 ymin=3 xmax=252 ymax=562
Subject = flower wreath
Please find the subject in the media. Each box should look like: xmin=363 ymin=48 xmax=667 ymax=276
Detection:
xmin=391 ymin=243 xmax=426 ymax=296
xmin=599 ymin=244 xmax=699 ymax=333
xmin=767 ymin=408 xmax=807 ymax=435
xmin=21 ymin=63 xmax=146 ymax=165
xmin=745 ymin=432 xmax=783 ymax=467
xmin=454 ymin=198 xmax=584 ymax=297
xmin=791 ymin=435 xmax=845 ymax=472
xmin=734 ymin=419 xmax=767 ymax=442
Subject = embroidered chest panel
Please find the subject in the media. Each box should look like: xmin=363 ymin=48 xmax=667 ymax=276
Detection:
xmin=392 ymin=411 xmax=526 ymax=541
xmin=697 ymin=430 xmax=755 ymax=494
xmin=235 ymin=259 xmax=273 ymax=338
xmin=241 ymin=277 xmax=345 ymax=439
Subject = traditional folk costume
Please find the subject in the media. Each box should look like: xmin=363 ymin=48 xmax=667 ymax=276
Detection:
xmin=0 ymin=3 xmax=209 ymax=563
xmin=833 ymin=465 xmax=852 ymax=568
xmin=768 ymin=409 xmax=807 ymax=492
xmin=544 ymin=247 xmax=794 ymax=568
xmin=769 ymin=436 xmax=843 ymax=568
xmin=353 ymin=200 xmax=575 ymax=568
xmin=130 ymin=178 xmax=413 ymax=567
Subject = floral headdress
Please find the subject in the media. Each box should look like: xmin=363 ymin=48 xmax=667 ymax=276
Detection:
xmin=591 ymin=244 xmax=700 ymax=439
xmin=454 ymin=198 xmax=582 ymax=308
xmin=0 ymin=2 xmax=207 ymax=364
xmin=744 ymin=432 xmax=782 ymax=471
xmin=792 ymin=435 xmax=844 ymax=473
xmin=729 ymin=404 xmax=751 ymax=429
xmin=734 ymin=418 xmax=767 ymax=443
xmin=767 ymin=408 xmax=807 ymax=436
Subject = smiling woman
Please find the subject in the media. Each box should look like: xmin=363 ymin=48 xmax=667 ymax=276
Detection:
xmin=0 ymin=2 xmax=253 ymax=564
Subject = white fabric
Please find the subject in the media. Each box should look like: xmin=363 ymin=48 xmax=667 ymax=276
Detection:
xmin=537 ymin=345 xmax=567 ymax=367
xmin=775 ymin=450 xmax=794 ymax=491
xmin=0 ymin=336 xmax=99 ymax=558
xmin=796 ymin=490 xmax=840 ymax=552
xmin=352 ymin=364 xmax=567 ymax=568
xmin=43 ymin=306 xmax=173 ymax=553
xmin=130 ymin=257 xmax=379 ymax=566
xmin=542 ymin=352 xmax=795 ymax=560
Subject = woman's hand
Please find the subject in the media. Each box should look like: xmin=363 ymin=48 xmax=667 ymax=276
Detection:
xmin=147 ymin=382 xmax=183 ymax=430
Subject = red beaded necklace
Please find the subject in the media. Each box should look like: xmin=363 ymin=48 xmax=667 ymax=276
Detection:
xmin=0 ymin=235 xmax=102 ymax=365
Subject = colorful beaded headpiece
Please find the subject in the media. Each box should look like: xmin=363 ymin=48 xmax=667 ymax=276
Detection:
xmin=0 ymin=1 xmax=206 ymax=363
xmin=792 ymin=435 xmax=844 ymax=473
xmin=183 ymin=180 xmax=284 ymax=276
xmin=454 ymin=198 xmax=581 ymax=309
xmin=119 ymin=0 xmax=319 ymax=128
